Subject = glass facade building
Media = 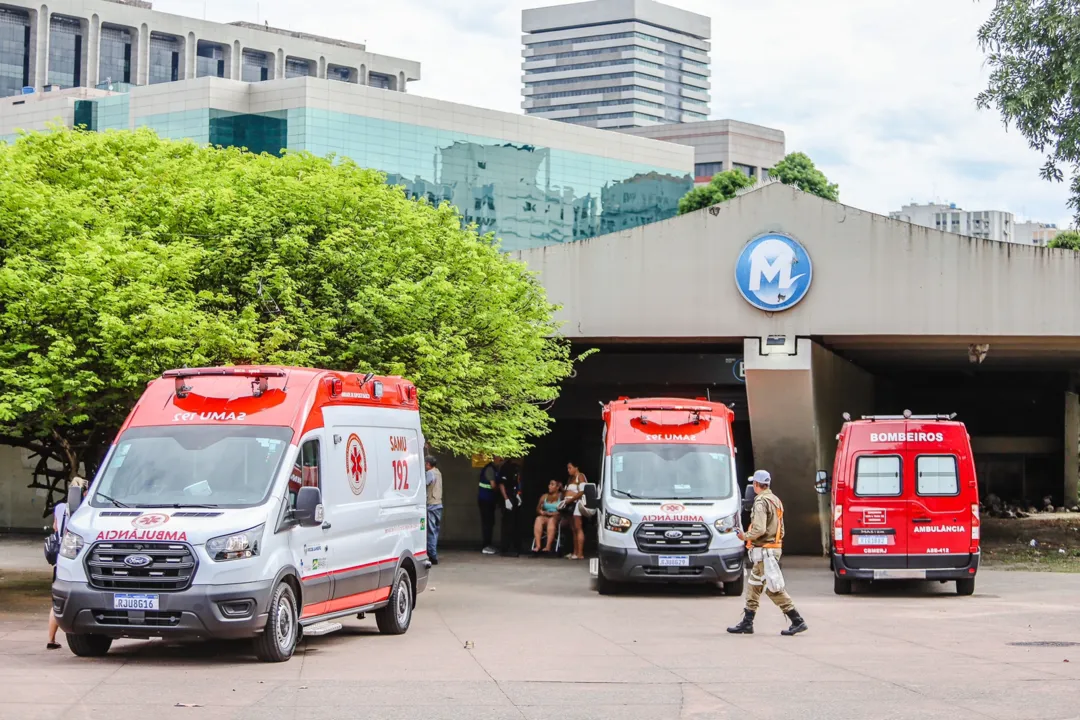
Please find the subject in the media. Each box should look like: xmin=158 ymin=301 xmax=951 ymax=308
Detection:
xmin=99 ymin=25 xmax=132 ymax=85
xmin=196 ymin=42 xmax=225 ymax=78
xmin=62 ymin=82 xmax=693 ymax=251
xmin=48 ymin=16 xmax=83 ymax=89
xmin=0 ymin=7 xmax=30 ymax=97
xmin=149 ymin=33 xmax=181 ymax=85
xmin=241 ymin=50 xmax=270 ymax=82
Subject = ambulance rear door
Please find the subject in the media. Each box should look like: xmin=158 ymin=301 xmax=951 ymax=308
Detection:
xmin=842 ymin=443 xmax=909 ymax=570
xmin=905 ymin=425 xmax=973 ymax=570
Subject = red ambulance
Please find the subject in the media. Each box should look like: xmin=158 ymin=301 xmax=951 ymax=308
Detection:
xmin=816 ymin=412 xmax=980 ymax=596
xmin=54 ymin=366 xmax=428 ymax=662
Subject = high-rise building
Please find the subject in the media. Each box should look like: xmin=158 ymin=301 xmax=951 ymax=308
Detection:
xmin=0 ymin=0 xmax=419 ymax=99
xmin=521 ymin=0 xmax=711 ymax=129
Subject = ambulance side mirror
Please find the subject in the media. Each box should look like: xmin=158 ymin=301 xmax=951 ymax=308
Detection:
xmin=294 ymin=486 xmax=324 ymax=528
xmin=67 ymin=483 xmax=84 ymax=514
xmin=814 ymin=470 xmax=830 ymax=495
xmin=582 ymin=483 xmax=601 ymax=511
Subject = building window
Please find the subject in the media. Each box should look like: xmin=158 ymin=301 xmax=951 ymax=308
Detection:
xmin=695 ymin=162 xmax=723 ymax=178
xmin=0 ymin=7 xmax=31 ymax=98
xmin=99 ymin=26 xmax=132 ymax=85
xmin=732 ymin=163 xmax=756 ymax=178
xmin=48 ymin=16 xmax=83 ymax=89
xmin=367 ymin=71 xmax=393 ymax=89
xmin=196 ymin=41 xmax=226 ymax=78
xmin=241 ymin=50 xmax=270 ymax=82
xmin=285 ymin=57 xmax=314 ymax=78
xmin=149 ymin=33 xmax=181 ymax=84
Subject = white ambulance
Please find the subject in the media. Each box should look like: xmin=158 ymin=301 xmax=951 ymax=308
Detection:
xmin=54 ymin=366 xmax=428 ymax=662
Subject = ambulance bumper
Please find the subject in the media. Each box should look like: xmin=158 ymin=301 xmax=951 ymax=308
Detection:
xmin=597 ymin=545 xmax=746 ymax=583
xmin=833 ymin=553 xmax=980 ymax=581
xmin=52 ymin=579 xmax=274 ymax=640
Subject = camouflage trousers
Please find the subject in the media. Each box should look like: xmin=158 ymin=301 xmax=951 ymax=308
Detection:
xmin=745 ymin=551 xmax=795 ymax=613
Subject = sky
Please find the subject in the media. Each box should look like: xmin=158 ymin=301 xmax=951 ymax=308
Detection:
xmin=154 ymin=0 xmax=1075 ymax=228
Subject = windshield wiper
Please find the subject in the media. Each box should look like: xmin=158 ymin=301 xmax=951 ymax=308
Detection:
xmin=140 ymin=503 xmax=221 ymax=509
xmin=94 ymin=493 xmax=130 ymax=508
xmin=612 ymin=489 xmax=644 ymax=499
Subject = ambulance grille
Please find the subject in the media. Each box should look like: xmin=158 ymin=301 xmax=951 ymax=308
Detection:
xmin=634 ymin=522 xmax=711 ymax=555
xmin=85 ymin=542 xmax=197 ymax=591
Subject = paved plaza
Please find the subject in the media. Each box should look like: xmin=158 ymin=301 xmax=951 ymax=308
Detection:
xmin=1 ymin=544 xmax=1078 ymax=720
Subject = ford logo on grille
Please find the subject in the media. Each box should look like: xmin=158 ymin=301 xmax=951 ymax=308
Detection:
xmin=664 ymin=530 xmax=684 ymax=540
xmin=123 ymin=554 xmax=152 ymax=568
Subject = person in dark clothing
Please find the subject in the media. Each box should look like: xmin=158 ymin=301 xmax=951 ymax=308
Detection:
xmin=498 ymin=458 xmax=522 ymax=557
xmin=478 ymin=457 xmax=501 ymax=555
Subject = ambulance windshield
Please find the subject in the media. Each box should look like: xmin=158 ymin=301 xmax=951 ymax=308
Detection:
xmin=609 ymin=444 xmax=733 ymax=500
xmin=90 ymin=426 xmax=293 ymax=509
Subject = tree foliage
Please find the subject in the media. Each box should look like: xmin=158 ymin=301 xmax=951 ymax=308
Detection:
xmin=1047 ymin=229 xmax=1080 ymax=250
xmin=768 ymin=152 xmax=839 ymax=202
xmin=977 ymin=0 xmax=1080 ymax=223
xmin=677 ymin=169 xmax=757 ymax=214
xmin=0 ymin=128 xmax=577 ymax=484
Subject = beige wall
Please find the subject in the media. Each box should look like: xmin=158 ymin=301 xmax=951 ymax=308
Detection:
xmin=514 ymin=183 xmax=1080 ymax=340
xmin=0 ymin=445 xmax=51 ymax=532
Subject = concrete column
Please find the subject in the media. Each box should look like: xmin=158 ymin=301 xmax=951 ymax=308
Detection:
xmin=1065 ymin=391 xmax=1078 ymax=506
xmin=230 ymin=40 xmax=241 ymax=80
xmin=743 ymin=337 xmax=873 ymax=555
xmin=136 ymin=23 xmax=149 ymax=85
xmin=275 ymin=48 xmax=284 ymax=79
xmin=185 ymin=33 xmax=196 ymax=79
xmin=31 ymin=4 xmax=50 ymax=90
xmin=85 ymin=14 xmax=100 ymax=87
xmin=398 ymin=71 xmax=405 ymax=93
xmin=318 ymin=55 xmax=326 ymax=79
xmin=359 ymin=63 xmax=366 ymax=86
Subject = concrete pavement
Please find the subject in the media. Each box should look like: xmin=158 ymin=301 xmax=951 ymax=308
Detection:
xmin=1 ymin=550 xmax=1079 ymax=719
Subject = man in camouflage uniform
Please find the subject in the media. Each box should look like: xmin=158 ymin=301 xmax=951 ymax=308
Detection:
xmin=727 ymin=470 xmax=808 ymax=636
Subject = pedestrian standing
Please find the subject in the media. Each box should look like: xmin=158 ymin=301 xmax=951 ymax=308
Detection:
xmin=478 ymin=457 xmax=500 ymax=555
xmin=497 ymin=457 xmax=522 ymax=557
xmin=727 ymin=470 xmax=808 ymax=636
xmin=425 ymin=456 xmax=443 ymax=566
xmin=45 ymin=500 xmax=67 ymax=649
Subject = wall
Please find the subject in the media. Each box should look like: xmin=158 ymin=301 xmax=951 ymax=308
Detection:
xmin=1066 ymin=392 xmax=1079 ymax=507
xmin=0 ymin=445 xmax=50 ymax=532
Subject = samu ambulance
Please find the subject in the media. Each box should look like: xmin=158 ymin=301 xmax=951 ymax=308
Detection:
xmin=53 ymin=366 xmax=428 ymax=662
xmin=815 ymin=412 xmax=980 ymax=596
xmin=585 ymin=397 xmax=745 ymax=595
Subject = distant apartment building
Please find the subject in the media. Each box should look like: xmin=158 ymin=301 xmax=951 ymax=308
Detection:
xmin=1015 ymin=221 xmax=1061 ymax=247
xmin=521 ymin=0 xmax=710 ymax=129
xmin=890 ymin=202 xmax=1015 ymax=244
xmin=621 ymin=118 xmax=785 ymax=184
xmin=0 ymin=0 xmax=419 ymax=99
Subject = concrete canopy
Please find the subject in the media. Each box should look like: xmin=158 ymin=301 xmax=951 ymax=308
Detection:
xmin=514 ymin=183 xmax=1080 ymax=553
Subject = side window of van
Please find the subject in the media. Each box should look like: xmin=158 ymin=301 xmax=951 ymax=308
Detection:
xmin=916 ymin=455 xmax=959 ymax=496
xmin=288 ymin=439 xmax=321 ymax=508
xmin=854 ymin=455 xmax=901 ymax=497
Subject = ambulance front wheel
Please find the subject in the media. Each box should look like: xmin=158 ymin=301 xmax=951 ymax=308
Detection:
xmin=253 ymin=581 xmax=298 ymax=663
xmin=376 ymin=567 xmax=413 ymax=635
xmin=833 ymin=575 xmax=853 ymax=595
xmin=594 ymin=564 xmax=621 ymax=595
xmin=722 ymin=573 xmax=744 ymax=597
xmin=66 ymin=632 xmax=112 ymax=657
xmin=955 ymin=577 xmax=975 ymax=596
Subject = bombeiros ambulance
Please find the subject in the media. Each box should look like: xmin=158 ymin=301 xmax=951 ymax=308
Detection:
xmin=53 ymin=366 xmax=429 ymax=662
xmin=815 ymin=411 xmax=980 ymax=596
xmin=584 ymin=397 xmax=746 ymax=595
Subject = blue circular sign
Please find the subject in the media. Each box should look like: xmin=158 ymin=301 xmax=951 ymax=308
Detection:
xmin=734 ymin=232 xmax=813 ymax=312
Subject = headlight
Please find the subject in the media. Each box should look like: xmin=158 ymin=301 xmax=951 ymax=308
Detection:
xmin=59 ymin=531 xmax=84 ymax=559
xmin=714 ymin=514 xmax=739 ymax=534
xmin=605 ymin=513 xmax=632 ymax=533
xmin=206 ymin=525 xmax=264 ymax=562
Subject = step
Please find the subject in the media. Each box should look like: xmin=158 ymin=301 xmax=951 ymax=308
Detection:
xmin=303 ymin=621 xmax=342 ymax=637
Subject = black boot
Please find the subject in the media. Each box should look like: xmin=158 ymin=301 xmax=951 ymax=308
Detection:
xmin=726 ymin=609 xmax=755 ymax=634
xmin=780 ymin=609 xmax=808 ymax=636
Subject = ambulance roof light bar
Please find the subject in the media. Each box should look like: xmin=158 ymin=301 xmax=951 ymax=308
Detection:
xmin=163 ymin=368 xmax=287 ymax=399
xmin=859 ymin=412 xmax=958 ymax=422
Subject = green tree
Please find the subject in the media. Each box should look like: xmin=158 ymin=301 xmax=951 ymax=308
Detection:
xmin=977 ymin=1 xmax=1080 ymax=222
xmin=768 ymin=152 xmax=839 ymax=201
xmin=1047 ymin=229 xmax=1080 ymax=250
xmin=0 ymin=128 xmax=578 ymax=489
xmin=678 ymin=169 xmax=757 ymax=214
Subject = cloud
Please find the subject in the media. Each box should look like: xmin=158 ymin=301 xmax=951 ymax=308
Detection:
xmin=152 ymin=0 xmax=1074 ymax=227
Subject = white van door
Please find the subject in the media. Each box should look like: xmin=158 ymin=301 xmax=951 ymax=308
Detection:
xmin=373 ymin=426 xmax=424 ymax=584
xmin=322 ymin=409 xmax=390 ymax=613
xmin=288 ymin=434 xmax=334 ymax=619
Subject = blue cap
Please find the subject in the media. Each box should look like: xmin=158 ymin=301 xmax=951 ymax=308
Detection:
xmin=752 ymin=470 xmax=772 ymax=486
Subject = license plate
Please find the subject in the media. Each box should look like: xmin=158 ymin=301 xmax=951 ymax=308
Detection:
xmin=856 ymin=535 xmax=890 ymax=546
xmin=873 ymin=569 xmax=926 ymax=580
xmin=658 ymin=556 xmax=689 ymax=567
xmin=113 ymin=593 xmax=159 ymax=610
